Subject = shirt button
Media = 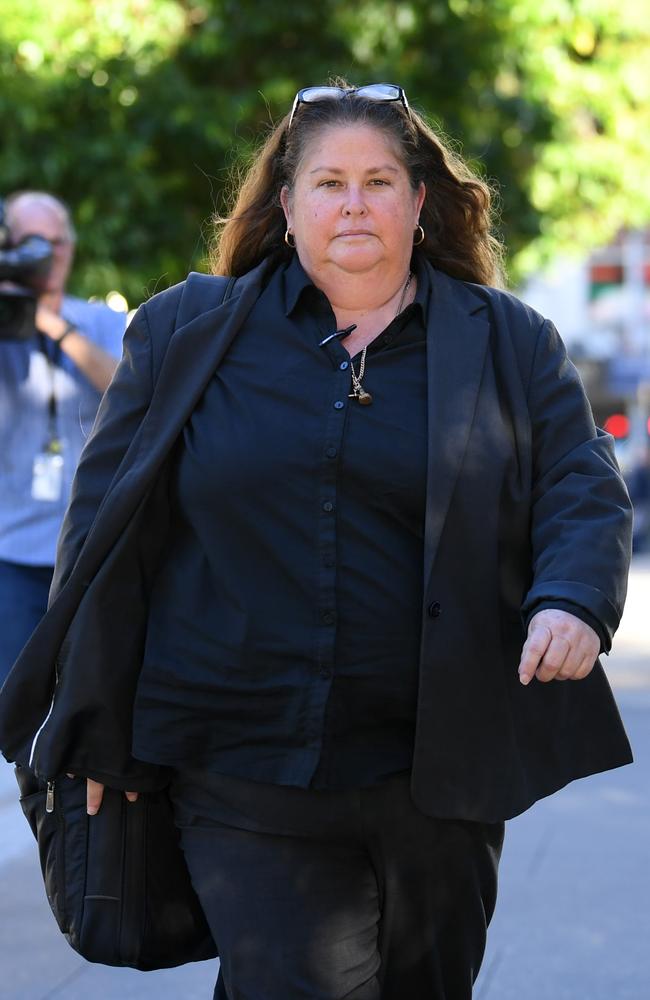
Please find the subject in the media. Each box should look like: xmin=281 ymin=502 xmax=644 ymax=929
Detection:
xmin=321 ymin=610 xmax=335 ymax=625
xmin=322 ymin=501 xmax=334 ymax=512
xmin=326 ymin=446 xmax=338 ymax=458
xmin=427 ymin=601 xmax=442 ymax=619
xmin=323 ymin=554 xmax=335 ymax=567
xmin=319 ymin=667 xmax=332 ymax=679
xmin=333 ymin=400 xmax=345 ymax=410
xmin=339 ymin=361 xmax=349 ymax=370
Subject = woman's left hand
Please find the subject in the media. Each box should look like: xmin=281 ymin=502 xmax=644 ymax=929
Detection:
xmin=518 ymin=609 xmax=600 ymax=686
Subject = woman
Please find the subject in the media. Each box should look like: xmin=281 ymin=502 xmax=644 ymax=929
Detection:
xmin=0 ymin=82 xmax=633 ymax=999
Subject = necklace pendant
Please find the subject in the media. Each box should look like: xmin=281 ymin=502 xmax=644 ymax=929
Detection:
xmin=357 ymin=389 xmax=373 ymax=405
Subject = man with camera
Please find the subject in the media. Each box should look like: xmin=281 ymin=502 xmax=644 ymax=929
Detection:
xmin=0 ymin=191 xmax=125 ymax=685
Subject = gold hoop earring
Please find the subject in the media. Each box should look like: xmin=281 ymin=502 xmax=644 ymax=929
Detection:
xmin=413 ymin=224 xmax=425 ymax=246
xmin=284 ymin=229 xmax=296 ymax=248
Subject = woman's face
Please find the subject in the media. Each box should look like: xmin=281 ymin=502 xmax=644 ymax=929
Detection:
xmin=280 ymin=124 xmax=425 ymax=284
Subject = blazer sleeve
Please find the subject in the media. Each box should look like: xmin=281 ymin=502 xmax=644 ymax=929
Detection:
xmin=520 ymin=318 xmax=633 ymax=651
xmin=50 ymin=303 xmax=155 ymax=600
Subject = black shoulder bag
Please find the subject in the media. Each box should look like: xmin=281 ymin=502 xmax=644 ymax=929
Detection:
xmin=14 ymin=271 xmax=236 ymax=971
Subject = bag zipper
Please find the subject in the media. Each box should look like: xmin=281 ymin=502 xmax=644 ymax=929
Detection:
xmin=30 ymin=658 xmax=60 ymax=815
xmin=29 ymin=660 xmax=59 ymax=772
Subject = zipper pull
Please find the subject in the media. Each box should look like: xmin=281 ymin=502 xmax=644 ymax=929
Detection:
xmin=45 ymin=781 xmax=55 ymax=814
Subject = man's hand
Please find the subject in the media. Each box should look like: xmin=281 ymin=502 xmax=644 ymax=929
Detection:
xmin=35 ymin=303 xmax=119 ymax=392
xmin=518 ymin=609 xmax=600 ymax=686
xmin=35 ymin=302 xmax=70 ymax=342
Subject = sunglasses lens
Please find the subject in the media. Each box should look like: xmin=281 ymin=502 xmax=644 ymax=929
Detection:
xmin=299 ymin=87 xmax=347 ymax=104
xmin=356 ymin=84 xmax=401 ymax=100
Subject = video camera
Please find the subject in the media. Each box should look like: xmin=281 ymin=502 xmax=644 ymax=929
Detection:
xmin=0 ymin=197 xmax=53 ymax=341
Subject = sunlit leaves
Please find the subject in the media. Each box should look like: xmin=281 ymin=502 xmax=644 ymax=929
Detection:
xmin=2 ymin=0 xmax=649 ymax=296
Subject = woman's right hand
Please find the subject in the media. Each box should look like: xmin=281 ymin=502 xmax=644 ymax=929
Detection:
xmin=66 ymin=775 xmax=139 ymax=815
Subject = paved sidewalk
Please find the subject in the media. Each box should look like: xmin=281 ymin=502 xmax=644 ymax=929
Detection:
xmin=475 ymin=554 xmax=650 ymax=1000
xmin=1 ymin=557 xmax=648 ymax=998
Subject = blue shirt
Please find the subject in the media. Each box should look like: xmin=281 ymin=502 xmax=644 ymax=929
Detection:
xmin=134 ymin=255 xmax=430 ymax=789
xmin=0 ymin=296 xmax=125 ymax=566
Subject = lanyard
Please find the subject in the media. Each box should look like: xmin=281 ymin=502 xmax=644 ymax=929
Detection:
xmin=37 ymin=332 xmax=62 ymax=449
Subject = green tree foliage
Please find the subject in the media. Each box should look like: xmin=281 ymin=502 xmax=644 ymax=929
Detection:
xmin=2 ymin=0 xmax=649 ymax=300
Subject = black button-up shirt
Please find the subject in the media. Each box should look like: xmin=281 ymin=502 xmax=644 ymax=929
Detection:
xmin=133 ymin=254 xmax=430 ymax=789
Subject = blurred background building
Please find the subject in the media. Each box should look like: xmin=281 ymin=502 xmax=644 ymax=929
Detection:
xmin=523 ymin=227 xmax=650 ymax=475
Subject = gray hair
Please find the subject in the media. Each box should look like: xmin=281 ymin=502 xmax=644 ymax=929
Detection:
xmin=5 ymin=190 xmax=76 ymax=242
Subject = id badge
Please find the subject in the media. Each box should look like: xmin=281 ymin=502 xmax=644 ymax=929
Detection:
xmin=31 ymin=447 xmax=64 ymax=502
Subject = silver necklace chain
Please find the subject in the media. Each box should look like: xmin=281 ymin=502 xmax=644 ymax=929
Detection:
xmin=349 ymin=272 xmax=413 ymax=404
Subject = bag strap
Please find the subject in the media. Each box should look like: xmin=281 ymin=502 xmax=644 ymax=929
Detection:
xmin=176 ymin=271 xmax=237 ymax=328
xmin=151 ymin=272 xmax=236 ymax=386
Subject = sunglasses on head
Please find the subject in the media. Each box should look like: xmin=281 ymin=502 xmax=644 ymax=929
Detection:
xmin=288 ymin=83 xmax=410 ymax=129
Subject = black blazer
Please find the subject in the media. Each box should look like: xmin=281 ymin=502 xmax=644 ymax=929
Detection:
xmin=0 ymin=259 xmax=633 ymax=822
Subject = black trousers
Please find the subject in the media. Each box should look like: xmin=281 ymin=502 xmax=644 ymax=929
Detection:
xmin=170 ymin=770 xmax=504 ymax=1000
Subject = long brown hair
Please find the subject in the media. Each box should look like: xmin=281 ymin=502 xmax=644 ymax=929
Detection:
xmin=211 ymin=81 xmax=505 ymax=286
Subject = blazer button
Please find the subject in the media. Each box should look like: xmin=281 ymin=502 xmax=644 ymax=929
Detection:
xmin=427 ymin=601 xmax=442 ymax=619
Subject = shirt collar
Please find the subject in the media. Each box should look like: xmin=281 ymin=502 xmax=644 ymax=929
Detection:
xmin=283 ymin=254 xmax=317 ymax=317
xmin=282 ymin=251 xmax=429 ymax=321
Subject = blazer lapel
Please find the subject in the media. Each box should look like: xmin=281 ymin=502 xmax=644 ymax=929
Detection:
xmin=141 ymin=259 xmax=271 ymax=462
xmin=75 ymin=264 xmax=268 ymax=578
xmin=422 ymin=268 xmax=491 ymax=594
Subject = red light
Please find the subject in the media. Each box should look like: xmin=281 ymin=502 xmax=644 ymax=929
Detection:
xmin=604 ymin=413 xmax=630 ymax=438
xmin=590 ymin=264 xmax=623 ymax=284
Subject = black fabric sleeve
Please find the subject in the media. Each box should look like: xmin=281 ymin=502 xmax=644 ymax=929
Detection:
xmin=520 ymin=319 xmax=633 ymax=653
xmin=49 ymin=304 xmax=156 ymax=600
